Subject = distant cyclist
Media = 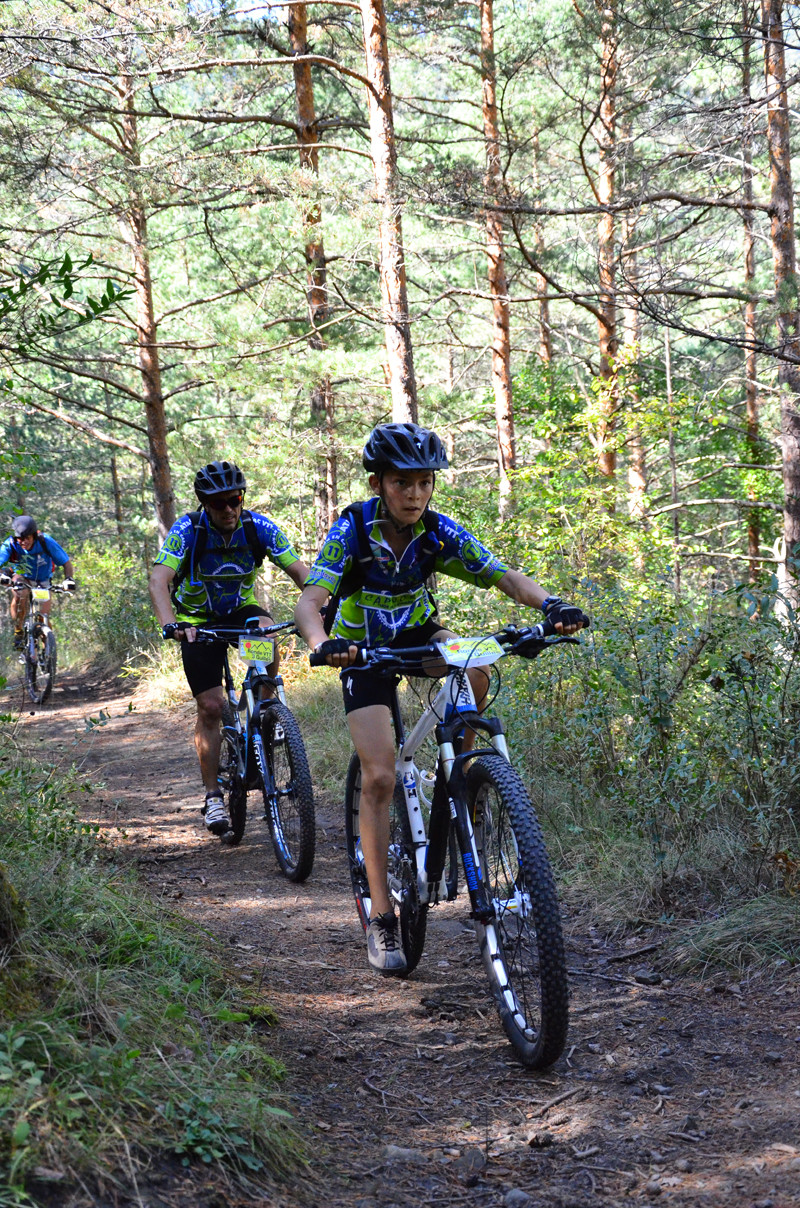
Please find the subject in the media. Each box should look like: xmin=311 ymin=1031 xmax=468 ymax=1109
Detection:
xmin=149 ymin=460 xmax=309 ymax=838
xmin=0 ymin=515 xmax=77 ymax=650
xmin=295 ymin=423 xmax=588 ymax=975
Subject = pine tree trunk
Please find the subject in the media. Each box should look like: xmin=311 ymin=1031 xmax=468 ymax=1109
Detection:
xmin=743 ymin=7 xmax=761 ymax=581
xmin=762 ymin=0 xmax=800 ymax=586
xmin=289 ymin=5 xmax=337 ymax=535
xmin=120 ymin=64 xmax=175 ymax=538
xmin=360 ymin=0 xmax=418 ymax=423
xmin=622 ymin=216 xmax=646 ymax=526
xmin=480 ymin=0 xmax=515 ymax=514
xmin=596 ymin=0 xmax=618 ymax=484
xmin=289 ymin=4 xmax=327 ymax=343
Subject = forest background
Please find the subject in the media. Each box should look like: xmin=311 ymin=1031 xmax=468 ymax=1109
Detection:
xmin=2 ymin=0 xmax=800 ymax=959
xmin=3 ymin=0 xmax=800 ymax=1197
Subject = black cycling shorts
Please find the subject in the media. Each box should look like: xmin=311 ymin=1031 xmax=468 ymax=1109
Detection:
xmin=180 ymin=606 xmax=272 ymax=698
xmin=340 ymin=616 xmax=447 ymax=716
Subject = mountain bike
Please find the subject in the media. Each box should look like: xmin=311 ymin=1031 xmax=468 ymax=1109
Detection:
xmin=5 ymin=580 xmax=71 ymax=705
xmin=191 ymin=620 xmax=315 ymax=881
xmin=311 ymin=622 xmax=576 ymax=1069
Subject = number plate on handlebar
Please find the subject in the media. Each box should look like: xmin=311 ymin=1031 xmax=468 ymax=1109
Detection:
xmin=238 ymin=635 xmax=275 ymax=664
xmin=436 ymin=636 xmax=504 ymax=668
xmin=31 ymin=587 xmax=50 ymax=603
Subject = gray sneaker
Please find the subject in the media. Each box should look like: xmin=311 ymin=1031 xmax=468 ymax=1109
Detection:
xmin=367 ymin=911 xmax=407 ymax=975
xmin=203 ymin=792 xmax=229 ymax=836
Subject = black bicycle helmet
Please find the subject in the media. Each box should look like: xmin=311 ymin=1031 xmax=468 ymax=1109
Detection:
xmin=193 ymin=460 xmax=247 ymax=498
xmin=362 ymin=423 xmax=449 ymax=473
xmin=12 ymin=515 xmax=37 ymax=539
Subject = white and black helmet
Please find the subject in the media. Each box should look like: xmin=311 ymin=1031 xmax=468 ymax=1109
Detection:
xmin=362 ymin=423 xmax=448 ymax=473
xmin=193 ymin=460 xmax=247 ymax=498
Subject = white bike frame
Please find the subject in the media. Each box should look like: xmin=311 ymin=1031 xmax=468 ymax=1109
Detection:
xmin=395 ymin=655 xmax=512 ymax=909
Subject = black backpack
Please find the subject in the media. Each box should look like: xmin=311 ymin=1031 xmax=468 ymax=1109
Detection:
xmin=322 ymin=502 xmax=443 ymax=633
xmin=171 ymin=509 xmax=266 ymax=595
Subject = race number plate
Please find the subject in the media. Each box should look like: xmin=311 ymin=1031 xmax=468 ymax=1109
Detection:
xmin=31 ymin=587 xmax=50 ymax=603
xmin=238 ymin=634 xmax=275 ymax=664
xmin=436 ymin=636 xmax=504 ymax=668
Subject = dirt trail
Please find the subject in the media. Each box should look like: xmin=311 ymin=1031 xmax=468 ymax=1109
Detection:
xmin=8 ymin=669 xmax=800 ymax=1208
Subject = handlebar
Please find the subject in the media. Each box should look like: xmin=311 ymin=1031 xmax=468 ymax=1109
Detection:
xmin=1 ymin=580 xmax=73 ymax=595
xmin=173 ymin=620 xmax=298 ymax=643
xmin=308 ymin=622 xmax=584 ymax=671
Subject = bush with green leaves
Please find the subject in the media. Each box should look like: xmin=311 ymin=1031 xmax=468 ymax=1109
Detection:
xmin=63 ymin=544 xmax=155 ymax=665
xmin=486 ymin=573 xmax=800 ymax=941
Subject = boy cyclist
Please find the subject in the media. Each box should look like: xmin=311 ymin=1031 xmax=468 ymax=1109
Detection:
xmin=150 ymin=460 xmax=308 ymax=837
xmin=0 ymin=515 xmax=77 ymax=649
xmin=294 ymin=423 xmax=588 ymax=974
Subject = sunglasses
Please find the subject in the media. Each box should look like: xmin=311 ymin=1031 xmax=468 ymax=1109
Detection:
xmin=205 ymin=493 xmax=243 ymax=511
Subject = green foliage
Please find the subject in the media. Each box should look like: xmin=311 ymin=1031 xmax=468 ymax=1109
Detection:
xmin=0 ymin=251 xmax=130 ymax=356
xmin=0 ymin=748 xmax=300 ymax=1202
xmin=500 ymin=574 xmax=800 ymax=940
xmin=63 ymin=544 xmax=155 ymax=665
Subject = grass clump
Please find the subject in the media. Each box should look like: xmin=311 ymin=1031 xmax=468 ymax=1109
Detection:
xmin=0 ymin=755 xmax=301 ymax=1204
xmin=668 ymin=893 xmax=800 ymax=974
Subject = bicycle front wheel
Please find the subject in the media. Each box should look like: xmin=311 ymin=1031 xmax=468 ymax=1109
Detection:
xmin=25 ymin=627 xmax=56 ymax=705
xmin=261 ymin=701 xmax=315 ymax=882
xmin=219 ymin=703 xmax=247 ymax=844
xmin=467 ymin=754 xmax=568 ymax=1069
xmin=344 ymin=754 xmax=427 ymax=974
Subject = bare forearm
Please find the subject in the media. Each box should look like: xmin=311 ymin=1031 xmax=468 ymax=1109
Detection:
xmin=294 ymin=587 xmax=329 ymax=650
xmin=149 ymin=569 xmax=177 ymax=627
xmin=496 ymin=569 xmax=549 ymax=611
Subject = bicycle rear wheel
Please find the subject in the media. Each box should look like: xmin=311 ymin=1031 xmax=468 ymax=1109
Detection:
xmin=467 ymin=753 xmax=568 ymax=1069
xmin=219 ymin=703 xmax=247 ymax=844
xmin=261 ymin=701 xmax=315 ymax=882
xmin=25 ymin=626 xmax=56 ymax=705
xmin=344 ymin=754 xmax=427 ymax=974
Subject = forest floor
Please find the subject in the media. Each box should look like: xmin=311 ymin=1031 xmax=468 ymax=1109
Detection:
xmin=5 ymin=666 xmax=800 ymax=1208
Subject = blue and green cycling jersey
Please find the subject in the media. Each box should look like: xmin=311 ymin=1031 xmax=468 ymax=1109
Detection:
xmin=306 ymin=496 xmax=508 ymax=644
xmin=154 ymin=511 xmax=301 ymax=623
xmin=0 ymin=533 xmax=69 ymax=583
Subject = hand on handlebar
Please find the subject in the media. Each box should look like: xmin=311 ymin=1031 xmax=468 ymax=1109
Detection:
xmin=310 ymin=636 xmax=361 ymax=668
xmin=0 ymin=572 xmax=10 ymax=587
xmin=542 ymin=597 xmax=590 ymax=634
xmin=162 ymin=622 xmax=197 ymax=642
xmin=62 ymin=578 xmax=76 ymax=592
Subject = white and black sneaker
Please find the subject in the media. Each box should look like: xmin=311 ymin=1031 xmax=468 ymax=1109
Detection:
xmin=203 ymin=791 xmax=229 ymax=836
xmin=366 ymin=911 xmax=407 ymax=976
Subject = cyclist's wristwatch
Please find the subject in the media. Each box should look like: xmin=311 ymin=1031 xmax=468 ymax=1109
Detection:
xmin=541 ymin=596 xmax=562 ymax=615
xmin=162 ymin=623 xmax=180 ymax=639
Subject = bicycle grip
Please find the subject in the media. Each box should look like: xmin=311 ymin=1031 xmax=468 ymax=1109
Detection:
xmin=309 ymin=643 xmax=366 ymax=668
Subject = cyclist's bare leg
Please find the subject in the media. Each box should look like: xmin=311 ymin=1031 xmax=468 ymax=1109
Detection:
xmin=195 ymin=686 xmax=225 ymax=792
xmin=347 ymin=703 xmax=397 ymax=918
xmin=9 ymin=583 xmax=30 ymax=631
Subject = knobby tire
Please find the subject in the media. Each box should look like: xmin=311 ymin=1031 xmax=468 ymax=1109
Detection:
xmin=220 ymin=703 xmax=247 ymax=844
xmin=262 ymin=701 xmax=315 ymax=882
xmin=25 ymin=626 xmax=57 ymax=705
xmin=467 ymin=754 xmax=568 ymax=1069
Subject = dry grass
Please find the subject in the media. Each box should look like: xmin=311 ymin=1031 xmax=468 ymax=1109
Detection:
xmin=668 ymin=893 xmax=800 ymax=974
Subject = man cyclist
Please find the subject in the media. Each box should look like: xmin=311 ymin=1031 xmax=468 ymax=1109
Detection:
xmin=0 ymin=515 xmax=77 ymax=650
xmin=149 ymin=460 xmax=309 ymax=838
xmin=295 ymin=422 xmax=588 ymax=975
